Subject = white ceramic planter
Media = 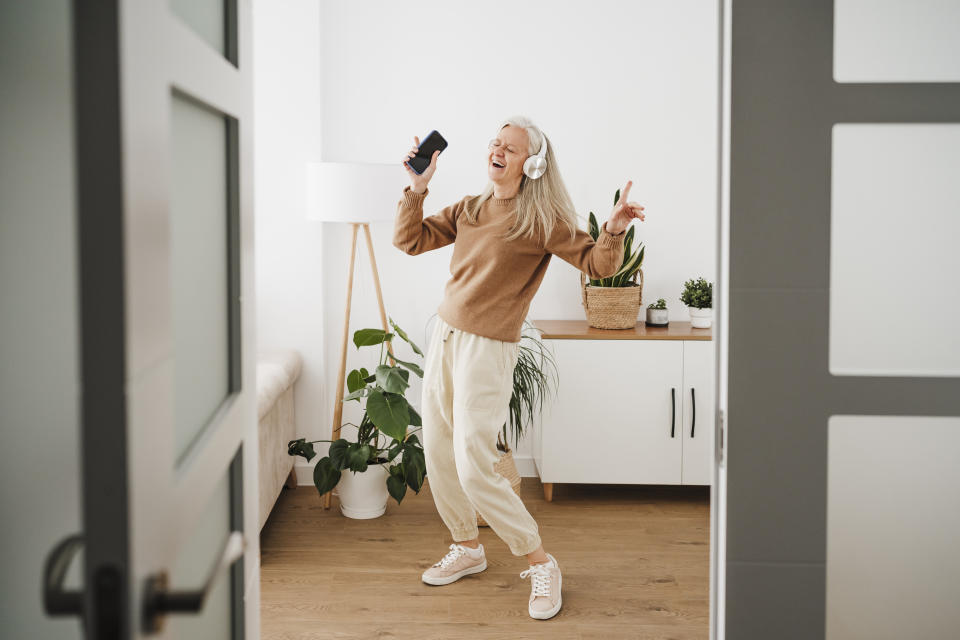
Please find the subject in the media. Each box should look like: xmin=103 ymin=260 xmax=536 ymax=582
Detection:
xmin=688 ymin=306 xmax=713 ymax=329
xmin=337 ymin=461 xmax=390 ymax=519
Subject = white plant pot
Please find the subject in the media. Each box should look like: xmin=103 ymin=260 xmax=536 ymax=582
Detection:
xmin=688 ymin=306 xmax=713 ymax=329
xmin=337 ymin=461 xmax=390 ymax=519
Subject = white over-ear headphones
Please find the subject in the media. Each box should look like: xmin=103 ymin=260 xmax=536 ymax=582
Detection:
xmin=522 ymin=130 xmax=548 ymax=179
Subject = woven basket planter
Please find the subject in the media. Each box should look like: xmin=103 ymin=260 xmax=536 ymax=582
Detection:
xmin=476 ymin=447 xmax=522 ymax=527
xmin=580 ymin=268 xmax=644 ymax=329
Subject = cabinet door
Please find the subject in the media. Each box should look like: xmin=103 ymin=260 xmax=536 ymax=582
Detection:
xmin=539 ymin=339 xmax=684 ymax=485
xmin=682 ymin=340 xmax=715 ymax=485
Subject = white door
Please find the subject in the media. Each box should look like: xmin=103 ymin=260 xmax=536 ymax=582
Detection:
xmin=42 ymin=1 xmax=258 ymax=637
xmin=682 ymin=340 xmax=715 ymax=485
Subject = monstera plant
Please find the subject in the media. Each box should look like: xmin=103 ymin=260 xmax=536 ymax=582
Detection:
xmin=287 ymin=317 xmax=426 ymax=505
xmin=587 ymin=187 xmax=645 ymax=287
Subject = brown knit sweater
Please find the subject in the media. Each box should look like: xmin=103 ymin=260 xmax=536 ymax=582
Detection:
xmin=393 ymin=185 xmax=626 ymax=343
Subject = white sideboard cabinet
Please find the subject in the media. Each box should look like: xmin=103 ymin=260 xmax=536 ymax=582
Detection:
xmin=529 ymin=319 xmax=714 ymax=501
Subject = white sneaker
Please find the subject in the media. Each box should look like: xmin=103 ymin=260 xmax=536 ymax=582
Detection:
xmin=421 ymin=543 xmax=487 ymax=586
xmin=520 ymin=553 xmax=562 ymax=619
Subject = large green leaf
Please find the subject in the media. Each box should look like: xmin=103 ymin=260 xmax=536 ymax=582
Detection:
xmin=328 ymin=438 xmax=350 ymax=469
xmin=375 ymin=364 xmax=410 ymax=394
xmin=614 ymin=188 xmax=621 ymax=205
xmin=313 ymin=457 xmax=341 ymax=495
xmin=346 ymin=443 xmax=371 ymax=472
xmin=588 ymin=211 xmax=599 ymax=241
xmin=407 ymin=405 xmax=422 ymax=427
xmin=347 ymin=367 xmax=369 ymax=392
xmin=365 ymin=389 xmax=410 ymax=441
xmin=387 ymin=472 xmax=407 ymax=503
xmin=388 ymin=317 xmax=423 ymax=356
xmin=353 ymin=328 xmax=392 ymax=348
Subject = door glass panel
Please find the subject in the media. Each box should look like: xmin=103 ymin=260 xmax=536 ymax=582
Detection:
xmin=166 ymin=460 xmax=235 ymax=639
xmin=826 ymin=415 xmax=960 ymax=638
xmin=829 ymin=124 xmax=960 ymax=377
xmin=171 ymin=92 xmax=232 ymax=460
xmin=834 ymin=0 xmax=960 ymax=82
xmin=170 ymin=0 xmax=225 ymax=56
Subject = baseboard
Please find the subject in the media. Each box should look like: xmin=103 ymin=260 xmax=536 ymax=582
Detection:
xmin=293 ymin=454 xmax=539 ymax=487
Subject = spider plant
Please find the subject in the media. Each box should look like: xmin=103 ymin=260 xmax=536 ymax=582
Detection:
xmin=498 ymin=319 xmax=560 ymax=453
xmin=586 ymin=187 xmax=645 ymax=287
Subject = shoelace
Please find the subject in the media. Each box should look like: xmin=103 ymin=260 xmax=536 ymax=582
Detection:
xmin=433 ymin=543 xmax=468 ymax=569
xmin=519 ymin=563 xmax=552 ymax=597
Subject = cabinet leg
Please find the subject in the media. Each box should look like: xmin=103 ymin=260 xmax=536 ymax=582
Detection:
xmin=542 ymin=482 xmax=553 ymax=502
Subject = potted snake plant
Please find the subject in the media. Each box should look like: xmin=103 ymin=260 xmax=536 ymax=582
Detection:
xmin=287 ymin=317 xmax=426 ymax=519
xmin=581 ymin=187 xmax=646 ymax=329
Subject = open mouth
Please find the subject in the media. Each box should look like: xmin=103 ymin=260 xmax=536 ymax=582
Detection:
xmin=491 ymin=160 xmax=505 ymax=170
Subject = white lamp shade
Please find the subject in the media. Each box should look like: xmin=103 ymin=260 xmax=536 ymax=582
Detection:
xmin=305 ymin=161 xmax=408 ymax=223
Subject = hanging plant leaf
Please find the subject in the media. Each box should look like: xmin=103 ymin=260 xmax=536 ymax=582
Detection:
xmin=353 ymin=328 xmax=392 ymax=348
xmin=287 ymin=438 xmax=316 ymax=462
xmin=313 ymin=457 xmax=341 ymax=495
xmin=387 ymin=473 xmax=407 ymax=503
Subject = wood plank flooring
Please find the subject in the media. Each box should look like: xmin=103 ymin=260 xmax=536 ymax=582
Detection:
xmin=260 ymin=477 xmax=711 ymax=639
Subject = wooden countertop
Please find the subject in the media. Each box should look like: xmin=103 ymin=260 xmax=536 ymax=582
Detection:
xmin=530 ymin=319 xmax=712 ymax=340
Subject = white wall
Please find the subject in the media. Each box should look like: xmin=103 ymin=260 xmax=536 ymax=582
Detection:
xmin=255 ymin=0 xmax=719 ymax=477
xmin=252 ymin=0 xmax=329 ymax=478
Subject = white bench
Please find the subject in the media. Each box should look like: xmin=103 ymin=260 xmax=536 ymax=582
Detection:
xmin=257 ymin=349 xmax=303 ymax=530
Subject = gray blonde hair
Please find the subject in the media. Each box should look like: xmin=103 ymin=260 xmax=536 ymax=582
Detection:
xmin=462 ymin=115 xmax=580 ymax=246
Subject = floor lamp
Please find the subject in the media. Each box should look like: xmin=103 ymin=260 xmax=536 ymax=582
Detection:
xmin=305 ymin=162 xmax=406 ymax=509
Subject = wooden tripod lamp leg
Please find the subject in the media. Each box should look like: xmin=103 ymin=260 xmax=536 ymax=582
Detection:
xmin=324 ymin=223 xmax=359 ymax=509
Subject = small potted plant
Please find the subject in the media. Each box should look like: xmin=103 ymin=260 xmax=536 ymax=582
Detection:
xmin=287 ymin=316 xmax=426 ymax=519
xmin=646 ymin=298 xmax=669 ymax=327
xmin=680 ymin=277 xmax=713 ymax=328
xmin=581 ymin=187 xmax=646 ymax=329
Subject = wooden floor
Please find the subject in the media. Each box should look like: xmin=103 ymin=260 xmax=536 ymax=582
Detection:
xmin=260 ymin=477 xmax=711 ymax=640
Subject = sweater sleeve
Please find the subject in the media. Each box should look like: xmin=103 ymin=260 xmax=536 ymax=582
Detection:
xmin=392 ymin=186 xmax=465 ymax=255
xmin=545 ymin=219 xmax=626 ymax=279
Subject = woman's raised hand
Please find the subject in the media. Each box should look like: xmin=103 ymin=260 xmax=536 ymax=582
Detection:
xmin=607 ymin=180 xmax=646 ymax=234
xmin=402 ymin=135 xmax=440 ymax=194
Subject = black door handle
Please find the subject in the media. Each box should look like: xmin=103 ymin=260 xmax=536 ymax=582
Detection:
xmin=690 ymin=387 xmax=696 ymax=438
xmin=43 ymin=534 xmax=84 ymax=617
xmin=670 ymin=387 xmax=676 ymax=438
xmin=142 ymin=531 xmax=244 ymax=633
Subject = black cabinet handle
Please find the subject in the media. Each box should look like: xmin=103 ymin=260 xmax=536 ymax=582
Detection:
xmin=670 ymin=387 xmax=676 ymax=438
xmin=691 ymin=388 xmax=696 ymax=438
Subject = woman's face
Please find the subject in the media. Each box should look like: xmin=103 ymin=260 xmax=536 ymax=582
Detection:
xmin=487 ymin=125 xmax=530 ymax=185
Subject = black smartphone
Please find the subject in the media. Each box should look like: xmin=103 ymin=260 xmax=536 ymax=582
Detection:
xmin=406 ymin=130 xmax=448 ymax=175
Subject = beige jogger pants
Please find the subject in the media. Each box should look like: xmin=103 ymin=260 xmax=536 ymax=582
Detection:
xmin=420 ymin=315 xmax=542 ymax=556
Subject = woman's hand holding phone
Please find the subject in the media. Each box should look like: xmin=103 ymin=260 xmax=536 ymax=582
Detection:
xmin=402 ymin=135 xmax=440 ymax=194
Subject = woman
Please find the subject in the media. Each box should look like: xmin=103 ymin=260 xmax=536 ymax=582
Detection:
xmin=393 ymin=116 xmax=646 ymax=620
